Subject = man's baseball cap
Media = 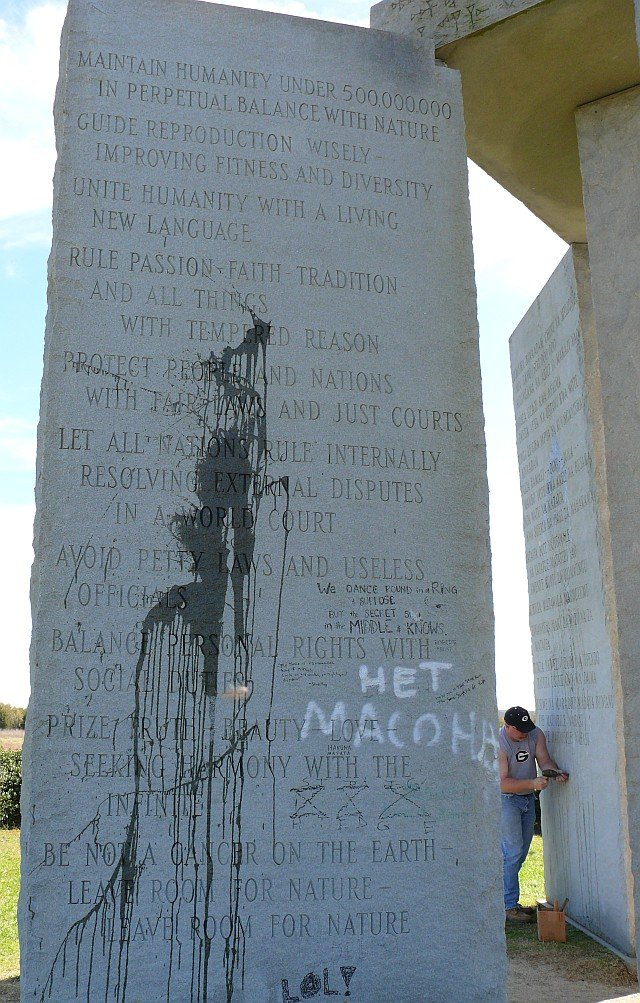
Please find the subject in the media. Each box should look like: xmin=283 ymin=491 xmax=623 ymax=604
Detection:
xmin=504 ymin=706 xmax=535 ymax=732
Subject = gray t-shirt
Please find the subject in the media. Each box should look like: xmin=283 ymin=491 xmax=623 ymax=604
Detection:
xmin=499 ymin=725 xmax=540 ymax=782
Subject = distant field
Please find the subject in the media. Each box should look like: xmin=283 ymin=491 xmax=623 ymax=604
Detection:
xmin=0 ymin=732 xmax=23 ymax=752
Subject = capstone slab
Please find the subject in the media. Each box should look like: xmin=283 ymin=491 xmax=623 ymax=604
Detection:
xmin=370 ymin=0 xmax=544 ymax=46
xmin=371 ymin=0 xmax=640 ymax=243
xmin=20 ymin=0 xmax=505 ymax=1000
xmin=510 ymin=247 xmax=634 ymax=956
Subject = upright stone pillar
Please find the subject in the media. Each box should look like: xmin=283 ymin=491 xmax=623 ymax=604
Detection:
xmin=371 ymin=0 xmax=640 ymax=966
xmin=575 ymin=85 xmax=640 ymax=963
xmin=20 ymin=0 xmax=506 ymax=999
xmin=510 ymin=247 xmax=635 ymax=957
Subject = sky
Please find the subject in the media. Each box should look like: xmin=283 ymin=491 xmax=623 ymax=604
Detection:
xmin=0 ymin=0 xmax=567 ymax=711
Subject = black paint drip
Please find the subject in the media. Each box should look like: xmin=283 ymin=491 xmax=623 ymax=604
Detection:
xmin=42 ymin=310 xmax=287 ymax=1002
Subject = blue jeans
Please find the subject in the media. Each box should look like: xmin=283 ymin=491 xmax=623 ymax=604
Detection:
xmin=501 ymin=793 xmax=536 ymax=909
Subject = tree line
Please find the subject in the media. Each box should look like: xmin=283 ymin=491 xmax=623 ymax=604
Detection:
xmin=0 ymin=704 xmax=26 ymax=729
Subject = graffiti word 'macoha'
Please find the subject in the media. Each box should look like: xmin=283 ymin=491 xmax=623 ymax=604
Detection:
xmin=300 ymin=701 xmax=499 ymax=767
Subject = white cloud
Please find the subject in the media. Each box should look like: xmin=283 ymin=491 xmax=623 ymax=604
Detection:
xmin=0 ymin=417 xmax=37 ymax=472
xmin=0 ymin=3 xmax=65 ymax=230
xmin=469 ymin=166 xmax=565 ymax=710
xmin=0 ymin=209 xmax=52 ymax=251
xmin=489 ymin=464 xmax=534 ymax=709
xmin=0 ymin=504 xmax=34 ymax=706
xmin=469 ymin=162 xmax=567 ymax=296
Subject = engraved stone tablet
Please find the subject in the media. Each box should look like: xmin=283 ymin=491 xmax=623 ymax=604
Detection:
xmin=577 ymin=86 xmax=640 ymax=965
xmin=510 ymin=247 xmax=634 ymax=956
xmin=21 ymin=0 xmax=505 ymax=998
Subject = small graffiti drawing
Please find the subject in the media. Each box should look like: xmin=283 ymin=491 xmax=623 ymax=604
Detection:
xmin=336 ymin=780 xmax=370 ymax=831
xmin=377 ymin=779 xmax=432 ymax=830
xmin=290 ymin=780 xmax=329 ymax=828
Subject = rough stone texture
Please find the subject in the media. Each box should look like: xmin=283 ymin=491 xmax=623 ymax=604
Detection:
xmin=20 ymin=0 xmax=505 ymax=1000
xmin=510 ymin=248 xmax=635 ymax=957
xmin=370 ymin=0 xmax=544 ymax=46
xmin=577 ymin=84 xmax=640 ymax=969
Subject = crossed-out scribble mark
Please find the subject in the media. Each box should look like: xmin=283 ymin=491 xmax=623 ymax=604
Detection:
xmin=377 ymin=780 xmax=432 ymax=831
xmin=290 ymin=780 xmax=329 ymax=828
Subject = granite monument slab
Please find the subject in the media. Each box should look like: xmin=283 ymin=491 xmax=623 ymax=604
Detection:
xmin=510 ymin=247 xmax=634 ymax=956
xmin=20 ymin=1 xmax=505 ymax=999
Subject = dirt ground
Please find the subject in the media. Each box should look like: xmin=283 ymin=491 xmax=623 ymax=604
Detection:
xmin=508 ymin=958 xmax=639 ymax=1002
xmin=0 ymin=980 xmax=18 ymax=1002
xmin=2 ymin=968 xmax=638 ymax=1001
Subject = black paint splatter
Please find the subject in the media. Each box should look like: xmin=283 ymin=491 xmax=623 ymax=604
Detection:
xmin=43 ymin=310 xmax=287 ymax=1002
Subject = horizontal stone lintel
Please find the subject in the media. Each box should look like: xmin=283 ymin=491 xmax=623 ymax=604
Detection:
xmin=371 ymin=0 xmax=640 ymax=242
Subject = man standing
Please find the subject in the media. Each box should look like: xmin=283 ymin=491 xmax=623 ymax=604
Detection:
xmin=499 ymin=706 xmax=568 ymax=923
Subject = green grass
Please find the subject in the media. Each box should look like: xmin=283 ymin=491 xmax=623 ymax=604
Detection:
xmin=519 ymin=834 xmax=545 ymax=906
xmin=0 ymin=829 xmax=20 ymax=979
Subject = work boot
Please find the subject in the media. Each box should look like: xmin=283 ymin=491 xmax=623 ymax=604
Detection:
xmin=505 ymin=907 xmax=533 ymax=924
xmin=513 ymin=903 xmax=536 ymax=916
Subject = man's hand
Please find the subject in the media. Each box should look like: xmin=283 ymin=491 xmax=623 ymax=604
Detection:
xmin=542 ymin=768 xmax=569 ymax=783
xmin=532 ymin=777 xmax=549 ymax=791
